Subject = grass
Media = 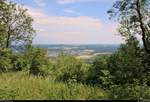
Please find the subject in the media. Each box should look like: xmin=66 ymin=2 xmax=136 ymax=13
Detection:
xmin=0 ymin=72 xmax=150 ymax=100
xmin=0 ymin=72 xmax=107 ymax=100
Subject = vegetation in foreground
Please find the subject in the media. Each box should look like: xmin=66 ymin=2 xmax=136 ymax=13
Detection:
xmin=0 ymin=72 xmax=106 ymax=100
xmin=1 ymin=72 xmax=150 ymax=100
xmin=0 ymin=0 xmax=150 ymax=100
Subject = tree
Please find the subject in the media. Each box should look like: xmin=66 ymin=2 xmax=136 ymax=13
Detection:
xmin=23 ymin=47 xmax=53 ymax=76
xmin=108 ymin=36 xmax=145 ymax=85
xmin=107 ymin=0 xmax=150 ymax=85
xmin=0 ymin=0 xmax=6 ymax=48
xmin=87 ymin=55 xmax=112 ymax=88
xmin=0 ymin=0 xmax=35 ymax=49
xmin=108 ymin=0 xmax=150 ymax=54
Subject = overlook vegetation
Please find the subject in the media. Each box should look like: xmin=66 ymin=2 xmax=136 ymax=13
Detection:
xmin=0 ymin=0 xmax=150 ymax=100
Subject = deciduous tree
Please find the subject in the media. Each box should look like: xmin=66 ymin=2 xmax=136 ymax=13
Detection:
xmin=108 ymin=0 xmax=150 ymax=54
xmin=0 ymin=0 xmax=35 ymax=49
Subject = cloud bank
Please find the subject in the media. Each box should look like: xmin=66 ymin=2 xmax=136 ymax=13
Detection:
xmin=26 ymin=6 xmax=123 ymax=44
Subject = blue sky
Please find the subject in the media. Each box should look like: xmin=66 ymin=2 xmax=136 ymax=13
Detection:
xmin=11 ymin=0 xmax=124 ymax=44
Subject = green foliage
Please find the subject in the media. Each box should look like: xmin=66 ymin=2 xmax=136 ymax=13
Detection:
xmin=108 ymin=36 xmax=144 ymax=85
xmin=0 ymin=0 xmax=36 ymax=73
xmin=0 ymin=0 xmax=150 ymax=100
xmin=141 ymin=51 xmax=150 ymax=85
xmin=0 ymin=72 xmax=106 ymax=100
xmin=11 ymin=53 xmax=29 ymax=71
xmin=54 ymin=53 xmax=90 ymax=83
xmin=0 ymin=0 xmax=7 ymax=48
xmin=108 ymin=0 xmax=150 ymax=54
xmin=107 ymin=84 xmax=150 ymax=100
xmin=0 ymin=47 xmax=54 ymax=76
xmin=0 ymin=87 xmax=18 ymax=100
xmin=0 ymin=48 xmax=12 ymax=72
xmin=87 ymin=55 xmax=112 ymax=88
xmin=23 ymin=47 xmax=54 ymax=76
xmin=0 ymin=0 xmax=35 ymax=49
xmin=107 ymin=0 xmax=150 ymax=87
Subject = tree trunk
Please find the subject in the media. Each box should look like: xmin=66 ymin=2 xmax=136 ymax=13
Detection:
xmin=6 ymin=28 xmax=11 ymax=48
xmin=136 ymin=0 xmax=150 ymax=54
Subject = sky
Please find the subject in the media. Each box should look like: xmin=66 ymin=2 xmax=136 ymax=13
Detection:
xmin=11 ymin=0 xmax=124 ymax=44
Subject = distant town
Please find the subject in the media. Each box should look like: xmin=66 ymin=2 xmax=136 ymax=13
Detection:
xmin=34 ymin=44 xmax=119 ymax=63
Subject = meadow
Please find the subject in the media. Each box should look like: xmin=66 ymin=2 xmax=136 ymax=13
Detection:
xmin=0 ymin=72 xmax=106 ymax=100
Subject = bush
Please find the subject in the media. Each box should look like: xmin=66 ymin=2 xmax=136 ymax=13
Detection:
xmin=107 ymin=84 xmax=150 ymax=100
xmin=23 ymin=47 xmax=54 ymax=76
xmin=0 ymin=48 xmax=12 ymax=72
xmin=0 ymin=47 xmax=54 ymax=76
xmin=107 ymin=37 xmax=145 ymax=85
xmin=54 ymin=53 xmax=89 ymax=83
xmin=11 ymin=53 xmax=29 ymax=71
xmin=87 ymin=55 xmax=112 ymax=88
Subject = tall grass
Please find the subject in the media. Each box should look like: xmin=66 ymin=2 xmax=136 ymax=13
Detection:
xmin=0 ymin=72 xmax=106 ymax=100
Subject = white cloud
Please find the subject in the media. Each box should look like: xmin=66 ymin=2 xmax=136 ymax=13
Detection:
xmin=26 ymin=6 xmax=123 ymax=44
xmin=33 ymin=0 xmax=47 ymax=7
xmin=57 ymin=0 xmax=110 ymax=4
xmin=64 ymin=9 xmax=76 ymax=14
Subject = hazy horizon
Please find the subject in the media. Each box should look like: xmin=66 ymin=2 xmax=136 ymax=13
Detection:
xmin=33 ymin=43 xmax=121 ymax=45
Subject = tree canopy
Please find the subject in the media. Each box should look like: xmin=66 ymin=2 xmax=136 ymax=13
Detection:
xmin=0 ymin=0 xmax=35 ymax=49
xmin=108 ymin=0 xmax=150 ymax=54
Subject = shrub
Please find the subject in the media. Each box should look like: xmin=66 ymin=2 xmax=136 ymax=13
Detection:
xmin=0 ymin=48 xmax=12 ymax=72
xmin=87 ymin=55 xmax=112 ymax=88
xmin=11 ymin=53 xmax=29 ymax=71
xmin=107 ymin=37 xmax=145 ymax=85
xmin=107 ymin=84 xmax=150 ymax=100
xmin=23 ymin=47 xmax=54 ymax=76
xmin=54 ymin=53 xmax=89 ymax=83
